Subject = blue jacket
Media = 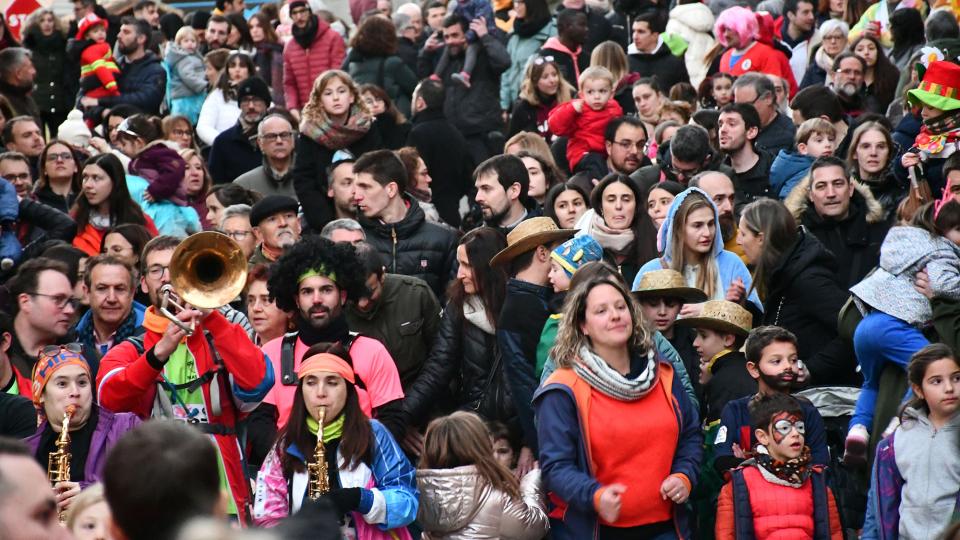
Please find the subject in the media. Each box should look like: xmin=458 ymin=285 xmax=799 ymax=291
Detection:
xmin=769 ymin=150 xmax=814 ymax=200
xmin=533 ymin=359 xmax=702 ymax=539
xmin=98 ymin=51 xmax=167 ymax=115
xmin=126 ymin=174 xmax=201 ymax=237
xmin=632 ymin=187 xmax=763 ymax=313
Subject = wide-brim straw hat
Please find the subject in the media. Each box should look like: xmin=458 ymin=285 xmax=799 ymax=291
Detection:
xmin=632 ymin=269 xmax=708 ymax=304
xmin=675 ymin=299 xmax=753 ymax=337
xmin=490 ymin=217 xmax=576 ymax=267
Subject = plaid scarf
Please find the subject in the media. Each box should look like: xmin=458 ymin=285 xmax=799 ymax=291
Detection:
xmin=299 ymin=105 xmax=373 ymax=150
xmin=754 ymin=445 xmax=813 ymax=487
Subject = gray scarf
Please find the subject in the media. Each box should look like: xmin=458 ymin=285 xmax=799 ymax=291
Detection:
xmin=573 ymin=345 xmax=658 ymax=401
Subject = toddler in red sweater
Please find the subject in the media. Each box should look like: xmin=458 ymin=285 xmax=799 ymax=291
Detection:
xmin=715 ymin=393 xmax=843 ymax=540
xmin=547 ymin=66 xmax=623 ymax=171
xmin=76 ymin=14 xmax=121 ymax=100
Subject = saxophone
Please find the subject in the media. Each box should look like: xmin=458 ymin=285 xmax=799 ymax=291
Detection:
xmin=48 ymin=405 xmax=76 ymax=522
xmin=306 ymin=405 xmax=330 ymax=500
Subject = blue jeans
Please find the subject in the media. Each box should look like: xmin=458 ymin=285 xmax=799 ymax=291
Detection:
xmin=851 ymin=311 xmax=927 ymax=431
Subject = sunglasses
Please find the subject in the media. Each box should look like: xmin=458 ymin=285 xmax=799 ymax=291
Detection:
xmin=40 ymin=343 xmax=83 ymax=358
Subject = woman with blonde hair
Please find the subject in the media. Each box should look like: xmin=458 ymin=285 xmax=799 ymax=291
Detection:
xmin=504 ymin=131 xmax=558 ymax=167
xmin=417 ymin=411 xmax=550 ymax=539
xmin=66 ymin=484 xmax=113 ymax=540
xmin=632 ymin=188 xmax=761 ymax=316
xmin=292 ymin=70 xmax=382 ymax=231
xmin=508 ymin=56 xmax=573 ymax=140
xmin=535 ymin=277 xmax=702 ymax=538
xmin=590 ymin=41 xmax=637 ymax=115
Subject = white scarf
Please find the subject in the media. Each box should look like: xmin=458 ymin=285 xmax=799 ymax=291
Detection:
xmin=463 ymin=296 xmax=495 ymax=335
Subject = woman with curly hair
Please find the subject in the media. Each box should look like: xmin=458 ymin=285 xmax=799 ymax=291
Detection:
xmin=292 ymin=70 xmax=383 ymax=231
xmin=535 ymin=276 xmax=702 ymax=538
xmin=346 ymin=15 xmax=418 ymax=117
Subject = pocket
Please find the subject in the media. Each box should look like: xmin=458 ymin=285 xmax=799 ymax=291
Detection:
xmin=398 ymin=319 xmax=424 ymax=336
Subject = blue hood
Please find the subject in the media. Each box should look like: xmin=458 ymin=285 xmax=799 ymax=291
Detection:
xmin=769 ymin=150 xmax=815 ymax=198
xmin=659 ymin=187 xmax=723 ymax=263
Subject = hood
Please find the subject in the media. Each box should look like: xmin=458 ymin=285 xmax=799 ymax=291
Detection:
xmin=901 ymin=404 xmax=960 ymax=430
xmin=668 ymin=2 xmax=715 ymax=33
xmin=120 ymin=50 xmax=161 ymax=69
xmin=357 ymin=193 xmax=427 ymax=237
xmin=659 ymin=187 xmax=723 ymax=263
xmin=878 ymin=226 xmax=960 ymax=275
xmin=627 ymin=38 xmax=670 ymax=57
xmin=784 ymin=175 xmax=886 ymax=225
xmin=770 ymin=150 xmax=814 ymax=183
xmin=770 ymin=228 xmax=836 ymax=286
xmin=416 ymin=465 xmax=484 ymax=532
xmin=164 ymin=44 xmax=194 ymax=65
xmin=542 ymin=36 xmax=579 ymax=57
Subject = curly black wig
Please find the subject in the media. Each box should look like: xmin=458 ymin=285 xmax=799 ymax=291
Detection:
xmin=267 ymin=236 xmax=368 ymax=312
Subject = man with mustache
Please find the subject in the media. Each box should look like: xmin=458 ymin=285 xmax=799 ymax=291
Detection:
xmin=258 ymin=236 xmax=406 ymax=442
xmin=209 ymin=78 xmax=270 ymax=184
xmin=248 ymin=195 xmax=301 ymax=265
xmin=830 ymin=52 xmax=882 ymax=118
xmin=712 ymin=326 xmax=830 ymax=475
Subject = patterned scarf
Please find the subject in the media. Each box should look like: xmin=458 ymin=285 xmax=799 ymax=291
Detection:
xmin=754 ymin=445 xmax=813 ymax=487
xmin=573 ymin=345 xmax=658 ymax=401
xmin=916 ymin=109 xmax=960 ymax=158
xmin=300 ymin=105 xmax=373 ymax=151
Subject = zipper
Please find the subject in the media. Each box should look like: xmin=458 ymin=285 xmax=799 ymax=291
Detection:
xmin=391 ymin=227 xmax=398 ymax=273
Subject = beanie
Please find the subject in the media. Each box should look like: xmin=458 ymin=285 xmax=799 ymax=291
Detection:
xmin=550 ymin=235 xmax=604 ymax=278
xmin=58 ymin=110 xmax=92 ymax=148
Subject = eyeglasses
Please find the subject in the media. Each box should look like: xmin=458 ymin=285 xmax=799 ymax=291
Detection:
xmin=665 ymin=160 xmax=702 ymax=178
xmin=30 ymin=292 xmax=79 ymax=310
xmin=258 ymin=131 xmax=295 ymax=142
xmin=45 ymin=152 xmax=74 ymax=162
xmin=3 ymin=172 xmax=30 ymax=182
xmin=613 ymin=139 xmax=648 ymax=152
xmin=533 ymin=55 xmax=555 ymax=65
xmin=172 ymin=129 xmax=193 ymax=138
xmin=240 ymin=96 xmax=267 ymax=106
xmin=290 ymin=7 xmax=310 ymax=16
xmin=223 ymin=230 xmax=252 ymax=240
xmin=146 ymin=264 xmax=170 ymax=279
xmin=823 ymin=34 xmax=846 ymax=41
xmin=836 ymin=68 xmax=863 ymax=77
xmin=40 ymin=343 xmax=83 ymax=358
xmin=773 ymin=419 xmax=806 ymax=437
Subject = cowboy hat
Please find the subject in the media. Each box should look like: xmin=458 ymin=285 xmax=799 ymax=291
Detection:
xmin=490 ymin=217 xmax=576 ymax=267
xmin=631 ymin=269 xmax=708 ymax=304
xmin=675 ymin=299 xmax=752 ymax=337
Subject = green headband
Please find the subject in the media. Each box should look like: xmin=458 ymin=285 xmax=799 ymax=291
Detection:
xmin=298 ymin=266 xmax=338 ymax=284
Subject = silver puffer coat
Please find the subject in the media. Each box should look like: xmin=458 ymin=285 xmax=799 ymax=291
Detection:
xmin=416 ymin=466 xmax=550 ymax=540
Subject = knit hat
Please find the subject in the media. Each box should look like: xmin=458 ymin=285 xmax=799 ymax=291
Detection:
xmin=250 ymin=194 xmax=299 ymax=226
xmin=31 ymin=344 xmax=91 ymax=408
xmin=76 ymin=13 xmax=108 ymax=40
xmin=189 ymin=10 xmax=212 ymax=30
xmin=907 ymin=60 xmax=960 ymax=112
xmin=237 ymin=77 xmax=272 ymax=105
xmin=58 ymin=110 xmax=92 ymax=148
xmin=289 ymin=0 xmax=311 ymax=11
xmin=550 ymin=235 xmax=604 ymax=278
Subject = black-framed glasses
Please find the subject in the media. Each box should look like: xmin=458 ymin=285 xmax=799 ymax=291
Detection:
xmin=3 ymin=172 xmax=30 ymax=182
xmin=146 ymin=265 xmax=170 ymax=279
xmin=258 ymin=131 xmax=295 ymax=142
xmin=45 ymin=152 xmax=74 ymax=162
xmin=30 ymin=292 xmax=79 ymax=310
xmin=613 ymin=139 xmax=648 ymax=152
xmin=40 ymin=343 xmax=83 ymax=357
xmin=223 ymin=230 xmax=252 ymax=240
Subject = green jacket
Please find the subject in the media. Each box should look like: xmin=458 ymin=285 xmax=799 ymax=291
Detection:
xmin=345 ymin=274 xmax=442 ymax=387
xmin=346 ymin=52 xmax=419 ymax=117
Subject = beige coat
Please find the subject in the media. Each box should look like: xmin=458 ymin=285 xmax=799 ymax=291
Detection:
xmin=417 ymin=466 xmax=550 ymax=540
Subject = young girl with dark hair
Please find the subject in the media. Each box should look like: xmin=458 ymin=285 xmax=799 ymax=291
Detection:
xmin=417 ymin=411 xmax=549 ymax=539
xmin=197 ymin=51 xmax=255 ymax=145
xmin=254 ymin=345 xmax=418 ymax=535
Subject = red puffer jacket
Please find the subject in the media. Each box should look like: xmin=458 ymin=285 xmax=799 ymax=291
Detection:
xmin=282 ymin=18 xmax=346 ymax=110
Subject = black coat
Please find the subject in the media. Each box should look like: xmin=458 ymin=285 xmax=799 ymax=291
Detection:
xmin=755 ymin=112 xmax=797 ymax=157
xmin=627 ymin=44 xmax=689 ymax=92
xmin=374 ymin=113 xmax=411 ymax=150
xmin=0 ymin=392 xmax=36 ymax=438
xmin=98 ymin=51 xmax=166 ymax=115
xmin=702 ymin=350 xmax=756 ymax=424
xmin=407 ymin=107 xmax=473 ymax=227
xmin=33 ymin=185 xmax=77 ymax=215
xmin=762 ymin=228 xmax=860 ymax=387
xmin=730 ymin=150 xmax=776 ymax=215
xmin=21 ymin=29 xmax=71 ymax=126
xmin=508 ymin=98 xmax=552 ymax=138
xmin=795 ymin=186 xmax=889 ymax=288
xmin=402 ymin=301 xmax=510 ymax=425
xmin=293 ymin=124 xmax=383 ymax=232
xmin=359 ymin=196 xmax=458 ymax=300
xmin=208 ymin=123 xmax=263 ymax=184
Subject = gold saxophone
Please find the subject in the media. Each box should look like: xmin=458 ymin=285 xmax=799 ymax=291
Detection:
xmin=48 ymin=405 xmax=76 ymax=522
xmin=307 ymin=405 xmax=330 ymax=500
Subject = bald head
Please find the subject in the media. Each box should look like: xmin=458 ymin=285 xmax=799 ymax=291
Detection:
xmin=690 ymin=171 xmax=735 ymax=232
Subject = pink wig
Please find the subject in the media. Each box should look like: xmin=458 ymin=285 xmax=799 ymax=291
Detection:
xmin=714 ymin=6 xmax=758 ymax=48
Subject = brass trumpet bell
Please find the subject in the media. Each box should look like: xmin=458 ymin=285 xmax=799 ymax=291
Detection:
xmin=169 ymin=231 xmax=248 ymax=309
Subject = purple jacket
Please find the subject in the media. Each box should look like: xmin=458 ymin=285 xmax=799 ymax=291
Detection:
xmin=25 ymin=407 xmax=141 ymax=488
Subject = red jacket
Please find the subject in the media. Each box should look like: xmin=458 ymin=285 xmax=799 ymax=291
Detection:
xmin=548 ymin=99 xmax=623 ymax=171
xmin=72 ymin=216 xmax=158 ymax=257
xmin=715 ymin=465 xmax=843 ymax=540
xmin=96 ymin=309 xmax=275 ymax=522
xmin=282 ymin=19 xmax=346 ymax=110
xmin=80 ymin=41 xmax=121 ymax=98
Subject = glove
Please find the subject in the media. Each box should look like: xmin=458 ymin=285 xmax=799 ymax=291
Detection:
xmin=323 ymin=487 xmax=362 ymax=516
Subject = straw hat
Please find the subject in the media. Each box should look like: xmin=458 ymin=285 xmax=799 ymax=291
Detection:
xmin=675 ymin=299 xmax=753 ymax=337
xmin=490 ymin=217 xmax=576 ymax=267
xmin=632 ymin=269 xmax=708 ymax=304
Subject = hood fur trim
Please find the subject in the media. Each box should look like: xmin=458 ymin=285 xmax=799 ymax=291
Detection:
xmin=783 ymin=175 xmax=886 ymax=224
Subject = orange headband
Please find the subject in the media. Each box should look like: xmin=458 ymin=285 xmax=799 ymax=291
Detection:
xmin=298 ymin=353 xmax=355 ymax=384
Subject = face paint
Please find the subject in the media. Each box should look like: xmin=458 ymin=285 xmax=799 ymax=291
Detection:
xmin=770 ymin=412 xmax=804 ymax=444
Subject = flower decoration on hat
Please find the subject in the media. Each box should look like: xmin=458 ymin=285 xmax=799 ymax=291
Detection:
xmin=921 ymin=46 xmax=946 ymax=68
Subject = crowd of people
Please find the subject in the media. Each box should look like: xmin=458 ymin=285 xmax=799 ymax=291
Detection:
xmin=0 ymin=0 xmax=959 ymax=538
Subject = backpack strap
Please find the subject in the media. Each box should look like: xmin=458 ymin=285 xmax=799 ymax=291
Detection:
xmin=730 ymin=469 xmax=757 ymax=540
xmin=280 ymin=332 xmax=299 ymax=386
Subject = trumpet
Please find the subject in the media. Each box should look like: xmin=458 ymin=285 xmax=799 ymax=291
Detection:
xmin=307 ymin=406 xmax=330 ymax=500
xmin=48 ymin=405 xmax=76 ymax=523
xmin=159 ymin=231 xmax=248 ymax=336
